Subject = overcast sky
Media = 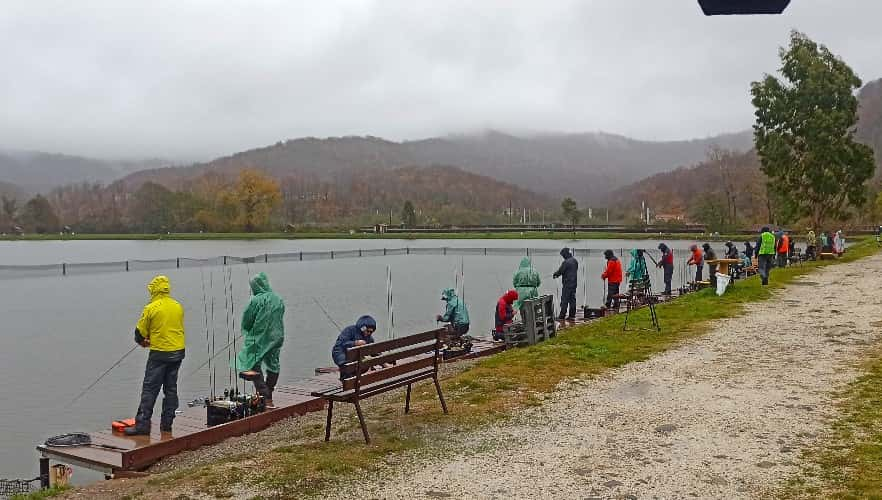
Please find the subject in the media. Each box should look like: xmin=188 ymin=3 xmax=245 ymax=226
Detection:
xmin=1 ymin=1 xmax=881 ymax=160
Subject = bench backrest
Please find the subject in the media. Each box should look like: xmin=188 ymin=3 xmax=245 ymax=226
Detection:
xmin=341 ymin=328 xmax=444 ymax=391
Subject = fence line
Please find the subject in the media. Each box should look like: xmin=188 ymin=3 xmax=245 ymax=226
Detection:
xmin=0 ymin=247 xmax=695 ymax=279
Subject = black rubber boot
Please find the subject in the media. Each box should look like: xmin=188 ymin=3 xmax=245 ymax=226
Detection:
xmin=124 ymin=426 xmax=150 ymax=436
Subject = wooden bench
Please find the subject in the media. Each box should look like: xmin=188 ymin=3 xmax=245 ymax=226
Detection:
xmin=311 ymin=329 xmax=448 ymax=444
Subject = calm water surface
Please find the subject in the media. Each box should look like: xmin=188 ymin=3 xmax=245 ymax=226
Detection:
xmin=0 ymin=238 xmax=714 ymax=481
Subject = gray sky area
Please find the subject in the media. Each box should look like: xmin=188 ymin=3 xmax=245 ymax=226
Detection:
xmin=2 ymin=1 xmax=881 ymax=160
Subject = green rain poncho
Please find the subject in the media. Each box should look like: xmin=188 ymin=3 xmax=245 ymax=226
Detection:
xmin=440 ymin=288 xmax=469 ymax=327
xmin=233 ymin=272 xmax=286 ymax=374
xmin=512 ymin=257 xmax=541 ymax=310
xmin=626 ymin=249 xmax=648 ymax=282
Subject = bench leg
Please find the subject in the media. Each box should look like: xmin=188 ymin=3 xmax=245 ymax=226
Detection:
xmin=354 ymin=400 xmax=371 ymax=444
xmin=433 ymin=375 xmax=448 ymax=414
xmin=405 ymin=384 xmax=412 ymax=414
xmin=324 ymin=401 xmax=334 ymax=442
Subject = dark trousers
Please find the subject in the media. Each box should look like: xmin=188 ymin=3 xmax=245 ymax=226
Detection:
xmin=559 ymin=287 xmax=577 ymax=319
xmin=758 ymin=254 xmax=774 ymax=285
xmin=662 ymin=266 xmax=673 ymax=294
xmin=709 ymin=265 xmax=718 ymax=286
xmin=695 ymin=264 xmax=704 ymax=282
xmin=605 ymin=282 xmax=620 ymax=309
xmin=777 ymin=253 xmax=788 ymax=268
xmin=248 ymin=364 xmax=279 ymax=401
xmin=135 ymin=350 xmax=184 ymax=430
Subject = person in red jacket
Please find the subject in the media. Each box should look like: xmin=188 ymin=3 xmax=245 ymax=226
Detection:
xmin=493 ymin=289 xmax=519 ymax=341
xmin=687 ymin=244 xmax=704 ymax=282
xmin=601 ymin=249 xmax=623 ymax=309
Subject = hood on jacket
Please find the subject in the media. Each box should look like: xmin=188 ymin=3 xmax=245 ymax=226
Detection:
xmin=502 ymin=289 xmax=519 ymax=304
xmin=702 ymin=243 xmax=711 ymax=251
xmin=629 ymin=248 xmax=644 ymax=259
xmin=560 ymin=247 xmax=572 ymax=259
xmin=250 ymin=272 xmax=272 ymax=295
xmin=603 ymin=249 xmax=615 ymax=259
xmin=441 ymin=288 xmax=457 ymax=301
xmin=518 ymin=257 xmax=533 ymax=270
xmin=689 ymin=244 xmax=698 ymax=251
xmin=355 ymin=315 xmax=376 ymax=331
xmin=147 ymin=275 xmax=171 ymax=298
xmin=658 ymin=243 xmax=669 ymax=253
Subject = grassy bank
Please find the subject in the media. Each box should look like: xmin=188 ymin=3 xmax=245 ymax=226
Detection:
xmin=3 ymin=231 xmax=754 ymax=242
xmin=74 ymin=240 xmax=881 ymax=498
xmin=781 ymin=350 xmax=882 ymax=498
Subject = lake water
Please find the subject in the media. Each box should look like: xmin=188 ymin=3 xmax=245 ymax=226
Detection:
xmin=0 ymin=238 xmax=711 ymax=482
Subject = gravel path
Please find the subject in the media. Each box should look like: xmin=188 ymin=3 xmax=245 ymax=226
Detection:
xmin=331 ymin=254 xmax=882 ymax=499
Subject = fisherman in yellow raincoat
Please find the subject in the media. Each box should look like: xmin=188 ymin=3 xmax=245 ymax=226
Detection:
xmin=127 ymin=275 xmax=186 ymax=436
xmin=234 ymin=272 xmax=286 ymax=408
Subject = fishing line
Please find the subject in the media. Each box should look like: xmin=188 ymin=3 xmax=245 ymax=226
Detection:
xmin=210 ymin=270 xmax=217 ymax=398
xmin=389 ymin=266 xmax=395 ymax=340
xmin=67 ymin=345 xmax=139 ymax=407
xmin=223 ymin=265 xmax=232 ymax=390
xmin=201 ymin=268 xmax=211 ymax=398
xmin=312 ymin=297 xmax=342 ymax=331
xmin=228 ymin=266 xmax=240 ymax=395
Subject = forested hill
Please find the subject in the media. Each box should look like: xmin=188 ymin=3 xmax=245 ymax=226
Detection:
xmin=611 ymin=78 xmax=882 ymax=226
xmin=0 ymin=149 xmax=167 ymax=193
xmin=857 ymin=78 xmax=882 ymax=166
xmin=121 ymin=130 xmax=754 ymax=204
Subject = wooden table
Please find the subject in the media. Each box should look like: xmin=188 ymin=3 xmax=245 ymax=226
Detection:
xmin=705 ymin=258 xmax=741 ymax=276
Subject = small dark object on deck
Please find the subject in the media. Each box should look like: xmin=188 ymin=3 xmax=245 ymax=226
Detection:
xmin=312 ymin=328 xmax=448 ymax=444
xmin=45 ymin=432 xmax=92 ymax=447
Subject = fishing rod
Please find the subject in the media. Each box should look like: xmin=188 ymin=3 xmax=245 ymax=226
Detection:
xmin=67 ymin=345 xmax=139 ymax=407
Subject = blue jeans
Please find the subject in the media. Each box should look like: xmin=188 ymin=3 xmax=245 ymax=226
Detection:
xmin=758 ymin=255 xmax=774 ymax=285
xmin=135 ymin=350 xmax=184 ymax=430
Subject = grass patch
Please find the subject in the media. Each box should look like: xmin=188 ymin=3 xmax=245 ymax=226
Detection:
xmin=10 ymin=486 xmax=68 ymax=500
xmin=134 ymin=240 xmax=880 ymax=497
xmin=781 ymin=347 xmax=882 ymax=499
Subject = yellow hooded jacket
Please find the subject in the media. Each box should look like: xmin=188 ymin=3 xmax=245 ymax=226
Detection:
xmin=136 ymin=275 xmax=185 ymax=352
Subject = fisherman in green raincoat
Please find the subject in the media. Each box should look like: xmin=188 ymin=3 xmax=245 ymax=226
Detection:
xmin=625 ymin=248 xmax=648 ymax=283
xmin=235 ymin=272 xmax=285 ymax=408
xmin=512 ymin=257 xmax=541 ymax=311
xmin=436 ymin=288 xmax=470 ymax=336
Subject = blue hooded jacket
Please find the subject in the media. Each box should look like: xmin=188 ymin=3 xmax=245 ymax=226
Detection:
xmin=332 ymin=315 xmax=377 ymax=367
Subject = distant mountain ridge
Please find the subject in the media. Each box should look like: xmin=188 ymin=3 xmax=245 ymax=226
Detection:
xmin=0 ymin=149 xmax=169 ymax=193
xmin=121 ymin=129 xmax=754 ymax=204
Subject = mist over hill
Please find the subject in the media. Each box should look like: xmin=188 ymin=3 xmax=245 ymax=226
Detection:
xmin=120 ymin=129 xmax=753 ymax=205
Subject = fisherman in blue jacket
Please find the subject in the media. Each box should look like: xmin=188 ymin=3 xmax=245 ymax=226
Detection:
xmin=332 ymin=315 xmax=377 ymax=379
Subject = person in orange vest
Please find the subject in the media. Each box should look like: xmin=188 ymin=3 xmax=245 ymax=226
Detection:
xmin=601 ymin=250 xmax=623 ymax=309
xmin=687 ymin=244 xmax=704 ymax=282
xmin=777 ymin=230 xmax=790 ymax=268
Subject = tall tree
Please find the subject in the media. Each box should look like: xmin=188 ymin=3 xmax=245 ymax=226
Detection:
xmin=401 ymin=200 xmax=417 ymax=227
xmin=561 ymin=197 xmax=580 ymax=235
xmin=129 ymin=182 xmax=176 ymax=232
xmin=21 ymin=194 xmax=60 ymax=234
xmin=751 ymin=31 xmax=876 ymax=230
xmin=1 ymin=195 xmax=17 ymax=229
xmin=233 ymin=169 xmax=281 ymax=232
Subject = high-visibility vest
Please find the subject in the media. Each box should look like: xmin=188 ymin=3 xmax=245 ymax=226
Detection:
xmin=759 ymin=232 xmax=776 ymax=255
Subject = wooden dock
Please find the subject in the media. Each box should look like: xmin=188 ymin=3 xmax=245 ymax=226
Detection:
xmin=36 ymin=339 xmax=505 ymax=477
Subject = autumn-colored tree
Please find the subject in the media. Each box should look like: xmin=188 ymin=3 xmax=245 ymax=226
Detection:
xmin=233 ymin=169 xmax=281 ymax=232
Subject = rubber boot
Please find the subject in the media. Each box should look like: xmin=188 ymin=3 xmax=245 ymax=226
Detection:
xmin=265 ymin=372 xmax=279 ymax=409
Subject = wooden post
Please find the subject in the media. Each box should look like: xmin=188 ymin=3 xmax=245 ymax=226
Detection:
xmin=223 ymin=256 xmax=227 ymax=266
xmin=265 ymin=253 xmax=268 ymax=263
xmin=176 ymin=257 xmax=180 ymax=268
xmin=125 ymin=260 xmax=129 ymax=272
xmin=39 ymin=457 xmax=50 ymax=489
xmin=300 ymin=251 xmax=303 ymax=261
xmin=62 ymin=263 xmax=66 ymax=276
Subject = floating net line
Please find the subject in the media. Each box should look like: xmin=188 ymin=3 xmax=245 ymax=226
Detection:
xmin=0 ymin=246 xmax=697 ymax=279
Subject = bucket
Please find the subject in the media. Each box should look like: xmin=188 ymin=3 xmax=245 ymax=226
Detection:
xmin=715 ymin=273 xmax=731 ymax=296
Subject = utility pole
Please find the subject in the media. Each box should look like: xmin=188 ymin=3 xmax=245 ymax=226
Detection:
xmin=509 ymin=200 xmax=513 ymax=225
